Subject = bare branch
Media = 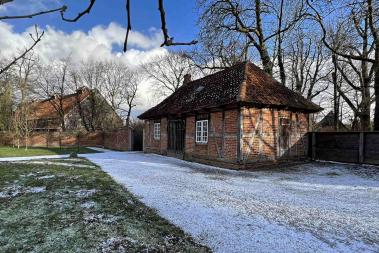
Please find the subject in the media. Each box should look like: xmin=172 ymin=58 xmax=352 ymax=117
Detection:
xmin=0 ymin=6 xmax=66 ymax=20
xmin=0 ymin=0 xmax=13 ymax=5
xmin=306 ymin=0 xmax=375 ymax=63
xmin=158 ymin=0 xmax=198 ymax=47
xmin=60 ymin=0 xmax=96 ymax=22
xmin=123 ymin=0 xmax=132 ymax=52
xmin=0 ymin=26 xmax=44 ymax=75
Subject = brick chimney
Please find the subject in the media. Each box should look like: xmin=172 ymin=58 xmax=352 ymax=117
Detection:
xmin=50 ymin=93 xmax=60 ymax=100
xmin=76 ymin=86 xmax=87 ymax=94
xmin=183 ymin=74 xmax=191 ymax=85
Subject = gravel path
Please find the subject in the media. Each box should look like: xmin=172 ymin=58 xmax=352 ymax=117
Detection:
xmin=83 ymin=151 xmax=379 ymax=253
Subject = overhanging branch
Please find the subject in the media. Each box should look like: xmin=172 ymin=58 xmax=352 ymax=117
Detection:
xmin=158 ymin=0 xmax=198 ymax=47
xmin=60 ymin=0 xmax=96 ymax=22
xmin=0 ymin=6 xmax=66 ymax=20
xmin=0 ymin=26 xmax=44 ymax=75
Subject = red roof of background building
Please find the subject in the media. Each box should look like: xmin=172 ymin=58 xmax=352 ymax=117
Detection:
xmin=30 ymin=88 xmax=91 ymax=120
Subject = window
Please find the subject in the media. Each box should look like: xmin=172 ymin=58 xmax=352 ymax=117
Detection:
xmin=154 ymin=123 xmax=161 ymax=140
xmin=196 ymin=120 xmax=208 ymax=144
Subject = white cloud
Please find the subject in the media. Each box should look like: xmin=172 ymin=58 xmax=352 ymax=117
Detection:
xmin=0 ymin=21 xmax=166 ymax=62
xmin=0 ymin=21 xmax=168 ymax=117
xmin=0 ymin=0 xmax=62 ymax=14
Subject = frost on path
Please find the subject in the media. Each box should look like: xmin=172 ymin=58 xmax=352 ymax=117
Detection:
xmin=11 ymin=160 xmax=96 ymax=168
xmin=83 ymin=151 xmax=379 ymax=253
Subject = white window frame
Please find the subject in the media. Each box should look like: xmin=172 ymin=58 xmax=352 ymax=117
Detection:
xmin=153 ymin=123 xmax=161 ymax=140
xmin=196 ymin=120 xmax=208 ymax=144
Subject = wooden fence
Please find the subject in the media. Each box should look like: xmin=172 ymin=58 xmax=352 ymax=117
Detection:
xmin=309 ymin=132 xmax=379 ymax=165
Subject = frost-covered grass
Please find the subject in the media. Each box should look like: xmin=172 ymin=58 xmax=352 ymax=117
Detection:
xmin=0 ymin=158 xmax=209 ymax=253
xmin=0 ymin=146 xmax=100 ymax=157
xmin=83 ymin=151 xmax=379 ymax=253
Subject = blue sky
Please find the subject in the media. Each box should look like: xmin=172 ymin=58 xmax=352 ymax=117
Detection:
xmin=3 ymin=0 xmax=199 ymax=52
xmin=0 ymin=0 xmax=202 ymax=115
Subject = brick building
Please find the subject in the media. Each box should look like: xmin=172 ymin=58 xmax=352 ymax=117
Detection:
xmin=28 ymin=87 xmax=124 ymax=131
xmin=139 ymin=62 xmax=322 ymax=169
xmin=314 ymin=111 xmax=349 ymax=132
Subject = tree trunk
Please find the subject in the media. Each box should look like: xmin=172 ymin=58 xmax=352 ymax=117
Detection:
xmin=278 ymin=47 xmax=286 ymax=85
xmin=259 ymin=46 xmax=273 ymax=76
xmin=126 ymin=106 xmax=132 ymax=129
xmin=255 ymin=0 xmax=273 ymax=76
xmin=374 ymin=61 xmax=379 ymax=130
xmin=373 ymin=39 xmax=379 ymax=130
xmin=332 ymin=54 xmax=339 ymax=131
xmin=333 ymin=73 xmax=339 ymax=131
xmin=25 ymin=135 xmax=28 ymax=150
xmin=361 ymin=71 xmax=371 ymax=131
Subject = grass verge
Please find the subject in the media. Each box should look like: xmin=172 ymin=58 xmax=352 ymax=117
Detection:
xmin=0 ymin=146 xmax=99 ymax=157
xmin=0 ymin=158 xmax=210 ymax=252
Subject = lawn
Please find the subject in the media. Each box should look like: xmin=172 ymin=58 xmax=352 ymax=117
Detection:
xmin=0 ymin=146 xmax=99 ymax=158
xmin=0 ymin=158 xmax=210 ymax=252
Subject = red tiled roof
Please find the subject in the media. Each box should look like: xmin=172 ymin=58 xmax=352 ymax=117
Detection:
xmin=138 ymin=62 xmax=322 ymax=119
xmin=30 ymin=88 xmax=91 ymax=120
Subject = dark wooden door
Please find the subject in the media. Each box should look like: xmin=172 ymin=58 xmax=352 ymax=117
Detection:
xmin=132 ymin=128 xmax=143 ymax=151
xmin=168 ymin=119 xmax=185 ymax=153
xmin=279 ymin=118 xmax=290 ymax=157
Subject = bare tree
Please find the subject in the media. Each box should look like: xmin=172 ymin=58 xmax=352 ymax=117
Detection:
xmin=124 ymin=72 xmax=141 ymax=128
xmin=76 ymin=61 xmax=106 ymax=131
xmin=197 ymin=0 xmax=307 ymax=81
xmin=0 ymin=62 xmax=14 ymax=130
xmin=102 ymin=61 xmax=140 ymax=126
xmin=13 ymin=103 xmax=36 ymax=150
xmin=307 ymin=0 xmax=379 ymax=130
xmin=12 ymin=53 xmax=39 ymax=149
xmin=36 ymin=58 xmax=72 ymax=131
xmin=143 ymin=52 xmax=198 ymax=98
xmin=191 ymin=30 xmax=250 ymax=72
xmin=285 ymin=29 xmax=331 ymax=100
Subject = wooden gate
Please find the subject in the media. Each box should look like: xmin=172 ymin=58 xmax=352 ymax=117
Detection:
xmin=168 ymin=119 xmax=185 ymax=154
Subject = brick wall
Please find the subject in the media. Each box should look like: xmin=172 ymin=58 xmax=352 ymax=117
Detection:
xmin=143 ymin=119 xmax=168 ymax=155
xmin=0 ymin=128 xmax=132 ymax=151
xmin=103 ymin=128 xmax=132 ymax=151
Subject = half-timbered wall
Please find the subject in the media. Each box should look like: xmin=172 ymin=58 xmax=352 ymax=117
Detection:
xmin=143 ymin=107 xmax=310 ymax=169
xmin=241 ymin=107 xmax=309 ymax=164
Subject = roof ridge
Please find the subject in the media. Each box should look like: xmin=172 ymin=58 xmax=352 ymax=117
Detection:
xmin=184 ymin=61 xmax=248 ymax=86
